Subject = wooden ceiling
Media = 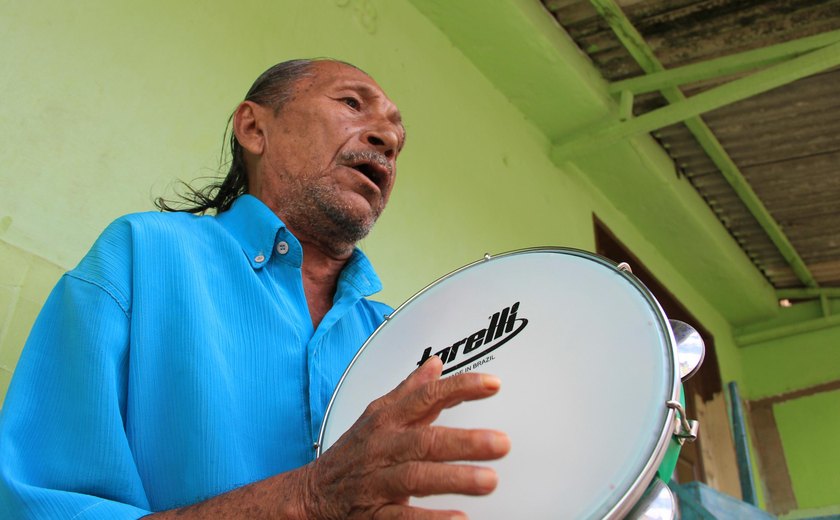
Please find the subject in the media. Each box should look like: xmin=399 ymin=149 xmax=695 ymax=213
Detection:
xmin=542 ymin=0 xmax=840 ymax=300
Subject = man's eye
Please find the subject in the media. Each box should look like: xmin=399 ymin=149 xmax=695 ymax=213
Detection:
xmin=342 ymin=97 xmax=361 ymax=110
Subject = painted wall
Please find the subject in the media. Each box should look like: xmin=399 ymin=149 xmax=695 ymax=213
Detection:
xmin=1 ymin=0 xmax=742 ymax=400
xmin=774 ymin=389 xmax=840 ymax=511
xmin=742 ymin=324 xmax=840 ymax=399
xmin=740 ymin=323 xmax=840 ymax=514
xmin=0 ymin=0 xmax=599 ymax=403
xmin=0 ymin=242 xmax=63 ymax=397
xmin=2 ymin=0 xmax=838 ymax=515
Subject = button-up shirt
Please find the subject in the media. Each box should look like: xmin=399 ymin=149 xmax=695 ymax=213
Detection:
xmin=0 ymin=195 xmax=391 ymax=518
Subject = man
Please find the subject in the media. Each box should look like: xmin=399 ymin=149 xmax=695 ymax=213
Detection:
xmin=0 ymin=59 xmax=509 ymax=518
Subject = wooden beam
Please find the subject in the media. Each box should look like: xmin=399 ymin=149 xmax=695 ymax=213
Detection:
xmin=748 ymin=401 xmax=798 ymax=514
xmin=609 ymin=29 xmax=840 ymax=95
xmin=552 ymin=41 xmax=840 ymax=159
xmin=557 ymin=0 xmax=833 ymax=289
xmin=735 ymin=313 xmax=840 ymax=346
xmin=777 ymin=287 xmax=840 ymax=300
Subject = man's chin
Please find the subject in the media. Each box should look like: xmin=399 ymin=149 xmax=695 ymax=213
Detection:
xmin=300 ymin=186 xmax=386 ymax=248
xmin=320 ymin=206 xmax=380 ymax=246
xmin=338 ymin=196 xmax=385 ymax=231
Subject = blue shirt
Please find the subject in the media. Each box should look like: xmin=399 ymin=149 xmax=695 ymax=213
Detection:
xmin=0 ymin=195 xmax=392 ymax=518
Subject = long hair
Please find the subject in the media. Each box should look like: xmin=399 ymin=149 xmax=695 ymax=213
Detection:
xmin=155 ymin=59 xmax=316 ymax=214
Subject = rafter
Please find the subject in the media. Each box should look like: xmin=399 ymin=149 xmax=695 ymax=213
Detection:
xmin=553 ymin=41 xmax=840 ymax=158
xmin=735 ymin=313 xmax=840 ymax=346
xmin=777 ymin=287 xmax=840 ymax=300
xmin=553 ymin=0 xmax=840 ymax=289
xmin=608 ymin=29 xmax=840 ymax=95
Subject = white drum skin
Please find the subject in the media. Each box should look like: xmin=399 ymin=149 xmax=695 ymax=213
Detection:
xmin=319 ymin=249 xmax=679 ymax=519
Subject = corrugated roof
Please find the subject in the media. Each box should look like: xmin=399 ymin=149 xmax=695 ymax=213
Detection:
xmin=542 ymin=0 xmax=840 ymax=293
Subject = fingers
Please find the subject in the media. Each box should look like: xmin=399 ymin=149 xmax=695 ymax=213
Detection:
xmin=386 ymin=427 xmax=510 ymax=463
xmin=364 ymin=355 xmax=501 ymax=427
xmin=379 ymin=461 xmax=499 ymax=499
xmin=364 ymin=356 xmax=445 ymax=416
xmin=396 ymin=371 xmax=501 ymax=426
xmin=375 ymin=504 xmax=467 ymax=520
xmin=361 ymin=357 xmax=505 ymax=454
xmin=313 ymin=357 xmax=509 ymax=518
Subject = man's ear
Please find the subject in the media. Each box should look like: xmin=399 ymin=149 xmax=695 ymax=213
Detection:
xmin=233 ymin=101 xmax=267 ymax=156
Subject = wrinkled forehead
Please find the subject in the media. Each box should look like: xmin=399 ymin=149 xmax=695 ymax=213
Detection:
xmin=297 ymin=61 xmax=402 ymax=120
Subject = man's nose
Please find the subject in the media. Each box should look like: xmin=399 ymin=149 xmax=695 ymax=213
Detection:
xmin=362 ymin=123 xmax=400 ymax=159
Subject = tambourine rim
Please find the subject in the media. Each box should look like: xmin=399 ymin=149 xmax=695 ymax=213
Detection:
xmin=317 ymin=246 xmax=681 ymax=519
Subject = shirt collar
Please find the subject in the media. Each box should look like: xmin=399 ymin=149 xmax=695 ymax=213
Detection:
xmin=216 ymin=194 xmax=285 ymax=269
xmin=339 ymin=248 xmax=383 ymax=297
xmin=215 ymin=195 xmax=383 ymax=297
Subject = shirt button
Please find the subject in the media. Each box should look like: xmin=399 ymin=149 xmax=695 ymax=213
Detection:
xmin=254 ymin=254 xmax=265 ymax=263
xmin=276 ymin=241 xmax=289 ymax=255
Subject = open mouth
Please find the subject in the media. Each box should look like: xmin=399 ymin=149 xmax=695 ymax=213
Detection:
xmin=349 ymin=162 xmax=385 ymax=189
xmin=342 ymin=151 xmax=391 ymax=191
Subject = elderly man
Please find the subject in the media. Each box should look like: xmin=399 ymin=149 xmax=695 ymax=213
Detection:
xmin=0 ymin=59 xmax=509 ymax=519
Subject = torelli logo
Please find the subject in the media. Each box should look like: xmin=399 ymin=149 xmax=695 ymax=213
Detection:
xmin=415 ymin=302 xmax=528 ymax=375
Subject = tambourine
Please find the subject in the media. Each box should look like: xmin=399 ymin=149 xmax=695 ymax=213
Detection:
xmin=319 ymin=248 xmax=702 ymax=518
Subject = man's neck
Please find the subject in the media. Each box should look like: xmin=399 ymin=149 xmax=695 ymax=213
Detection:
xmin=260 ymin=200 xmax=359 ymax=328
xmin=298 ymin=240 xmax=352 ymax=329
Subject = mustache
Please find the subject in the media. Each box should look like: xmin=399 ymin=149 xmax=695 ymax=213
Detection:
xmin=339 ymin=150 xmax=392 ymax=175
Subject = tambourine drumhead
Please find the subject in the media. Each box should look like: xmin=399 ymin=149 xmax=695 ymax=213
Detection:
xmin=319 ymin=248 xmax=679 ymax=518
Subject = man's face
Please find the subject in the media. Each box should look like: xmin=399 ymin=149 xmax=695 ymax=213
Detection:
xmin=254 ymin=61 xmax=405 ymax=252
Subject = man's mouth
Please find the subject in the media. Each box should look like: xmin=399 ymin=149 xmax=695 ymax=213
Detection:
xmin=341 ymin=151 xmax=392 ymax=190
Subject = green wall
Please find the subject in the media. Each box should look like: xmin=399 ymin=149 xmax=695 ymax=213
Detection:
xmin=741 ymin=322 xmax=840 ymax=514
xmin=0 ymin=242 xmax=63 ymax=398
xmin=775 ymin=389 xmax=840 ymax=510
xmin=742 ymin=325 xmax=840 ymax=399
xmin=2 ymin=0 xmax=839 ymax=514
xmin=0 ymin=0 xmax=603 ymax=402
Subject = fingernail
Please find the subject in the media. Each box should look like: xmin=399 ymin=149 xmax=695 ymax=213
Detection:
xmin=422 ymin=355 xmax=443 ymax=369
xmin=481 ymin=374 xmax=501 ymax=390
xmin=475 ymin=468 xmax=498 ymax=491
xmin=491 ymin=432 xmax=511 ymax=453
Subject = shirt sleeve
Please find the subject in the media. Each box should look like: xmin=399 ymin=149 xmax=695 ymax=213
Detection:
xmin=0 ymin=270 xmax=151 ymax=518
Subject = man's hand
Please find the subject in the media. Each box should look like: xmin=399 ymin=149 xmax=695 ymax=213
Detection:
xmin=300 ymin=355 xmax=510 ymax=519
xmin=147 ymin=356 xmax=508 ymax=520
